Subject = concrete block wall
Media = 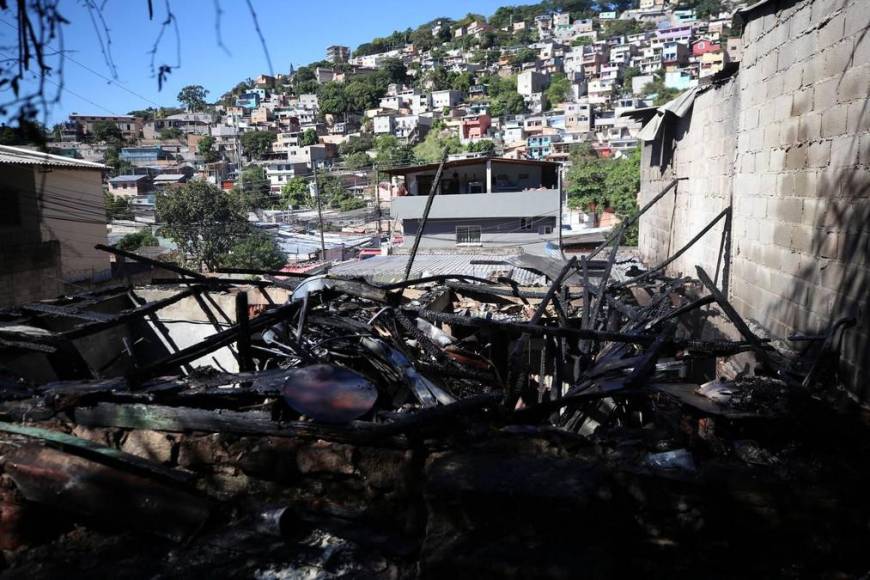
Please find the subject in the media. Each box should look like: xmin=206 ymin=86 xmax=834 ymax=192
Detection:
xmin=639 ymin=0 xmax=870 ymax=399
xmin=638 ymin=76 xmax=739 ymax=279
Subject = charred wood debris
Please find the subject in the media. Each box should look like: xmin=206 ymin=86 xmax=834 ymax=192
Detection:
xmin=0 ymin=189 xmax=868 ymax=577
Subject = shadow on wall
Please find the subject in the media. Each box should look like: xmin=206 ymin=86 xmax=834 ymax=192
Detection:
xmin=764 ymin=95 xmax=869 ymax=400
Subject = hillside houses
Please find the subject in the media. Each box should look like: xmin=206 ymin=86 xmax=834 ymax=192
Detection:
xmin=46 ymin=0 xmax=738 ymax=237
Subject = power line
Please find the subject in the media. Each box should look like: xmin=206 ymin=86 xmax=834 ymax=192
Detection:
xmin=0 ymin=18 xmax=163 ymax=109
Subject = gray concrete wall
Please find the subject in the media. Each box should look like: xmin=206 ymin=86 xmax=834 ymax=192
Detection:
xmin=402 ymin=217 xmax=558 ymax=248
xmin=392 ymin=190 xmax=560 ymax=220
xmin=638 ymin=0 xmax=870 ymax=399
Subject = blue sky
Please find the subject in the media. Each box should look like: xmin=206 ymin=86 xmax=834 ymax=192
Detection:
xmin=5 ymin=0 xmax=521 ymax=126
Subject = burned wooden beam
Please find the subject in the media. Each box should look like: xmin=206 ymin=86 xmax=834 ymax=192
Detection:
xmin=403 ymin=148 xmax=448 ymax=282
xmin=60 ymin=286 xmax=202 ymax=340
xmin=621 ymin=206 xmax=730 ymax=288
xmin=20 ymin=303 xmax=114 ymax=323
xmin=695 ymin=266 xmax=775 ymax=371
xmin=128 ymin=301 xmax=301 ymax=383
xmin=409 ymin=307 xmax=654 ymax=344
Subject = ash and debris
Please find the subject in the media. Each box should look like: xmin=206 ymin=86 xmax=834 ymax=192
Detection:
xmin=0 ymin=248 xmax=867 ymax=578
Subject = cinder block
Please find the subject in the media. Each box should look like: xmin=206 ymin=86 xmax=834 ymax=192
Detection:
xmin=773 ymin=223 xmax=794 ymax=247
xmin=791 ymin=86 xmax=815 ymax=116
xmin=791 ymin=224 xmax=816 ymax=253
xmin=783 ymin=62 xmax=805 ymax=93
xmin=807 ymin=139 xmax=832 ymax=168
xmin=798 ymin=112 xmax=822 ymax=141
xmin=846 ymin=100 xmax=870 ymax=134
xmin=837 ymin=64 xmax=869 ymax=103
xmin=814 ymin=76 xmax=838 ymax=109
xmin=854 ymin=27 xmax=870 ymax=66
xmin=844 ymin=0 xmax=870 ymax=37
xmin=818 ymin=12 xmax=846 ymax=50
xmin=823 ymin=39 xmax=854 ymax=79
xmin=860 ymin=133 xmax=870 ymax=166
xmin=786 ymin=144 xmax=808 ymax=169
xmin=821 ymin=104 xmax=848 ymax=137
xmin=789 ymin=3 xmax=812 ymax=37
xmin=793 ymin=169 xmax=820 ymax=197
xmin=770 ymin=148 xmax=787 ymax=171
xmin=780 ymin=197 xmax=805 ymax=223
xmin=830 ymin=135 xmax=858 ymax=167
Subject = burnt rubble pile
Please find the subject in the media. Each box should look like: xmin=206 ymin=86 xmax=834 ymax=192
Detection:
xmin=0 ymin=241 xmax=868 ymax=578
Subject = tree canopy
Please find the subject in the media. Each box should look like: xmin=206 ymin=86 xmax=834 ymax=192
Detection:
xmin=197 ymin=135 xmax=219 ymax=163
xmin=280 ymin=177 xmax=311 ymax=209
xmin=221 ymin=230 xmax=286 ymax=271
xmin=177 ymin=85 xmax=209 ymax=111
xmin=565 ymin=145 xmax=642 ymax=244
xmin=234 ymin=165 xmax=273 ymax=210
xmin=240 ymin=130 xmax=277 ymax=159
xmin=156 ymin=180 xmax=249 ymax=271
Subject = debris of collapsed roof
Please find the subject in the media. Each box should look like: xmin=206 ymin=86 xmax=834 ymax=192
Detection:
xmin=0 ymin=207 xmax=867 ymax=578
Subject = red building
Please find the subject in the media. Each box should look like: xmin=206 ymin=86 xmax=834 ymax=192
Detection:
xmin=692 ymin=39 xmax=721 ymax=57
xmin=461 ymin=114 xmax=492 ymax=142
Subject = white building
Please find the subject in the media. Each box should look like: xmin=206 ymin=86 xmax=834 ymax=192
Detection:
xmin=517 ymin=70 xmax=547 ymax=97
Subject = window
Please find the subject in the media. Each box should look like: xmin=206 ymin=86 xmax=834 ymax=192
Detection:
xmin=456 ymin=225 xmax=481 ymax=245
xmin=519 ymin=218 xmax=532 ymax=231
xmin=539 ymin=225 xmax=553 ymax=235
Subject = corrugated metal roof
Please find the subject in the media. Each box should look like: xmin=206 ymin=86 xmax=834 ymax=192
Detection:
xmin=0 ymin=145 xmax=107 ymax=170
xmin=329 ymin=254 xmax=547 ymax=286
xmin=109 ymin=175 xmax=149 ymax=183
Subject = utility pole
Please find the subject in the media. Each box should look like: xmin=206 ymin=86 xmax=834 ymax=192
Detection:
xmin=313 ymin=161 xmax=326 ymax=262
xmin=375 ymin=166 xmax=382 ymax=236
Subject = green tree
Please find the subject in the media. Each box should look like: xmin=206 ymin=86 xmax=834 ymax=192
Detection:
xmin=571 ymin=37 xmax=592 ymax=46
xmin=604 ymin=19 xmax=656 ymax=38
xmin=116 ymin=229 xmax=159 ymax=251
xmin=642 ymin=74 xmax=681 ymax=106
xmin=317 ymin=81 xmax=348 ymax=115
xmin=380 ymin=58 xmax=408 ymax=85
xmin=301 ymin=128 xmax=319 ymax=146
xmin=466 ymin=139 xmax=495 ymax=156
xmin=344 ymin=151 xmax=372 ymax=170
xmin=375 ymin=134 xmax=414 ymax=166
xmin=197 ymin=135 xmax=219 ymax=163
xmin=104 ymin=191 xmax=134 ymax=220
xmin=280 ymin=177 xmax=311 ymax=208
xmin=565 ymin=145 xmax=641 ymax=244
xmin=234 ymin=165 xmax=272 ymax=210
xmin=92 ymin=120 xmax=123 ymax=144
xmin=240 ymin=130 xmax=277 ymax=159
xmin=221 ymin=230 xmax=286 ymax=271
xmin=544 ymin=74 xmax=571 ymax=108
xmin=510 ymin=47 xmax=538 ymax=66
xmin=450 ymin=71 xmax=474 ymax=94
xmin=156 ymin=180 xmax=248 ymax=271
xmin=159 ymin=127 xmax=183 ymax=140
xmin=412 ymin=129 xmax=462 ymax=163
xmin=339 ymin=133 xmax=373 ymax=155
xmin=565 ymin=144 xmax=607 ymax=211
xmin=177 ymin=85 xmax=209 ymax=112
